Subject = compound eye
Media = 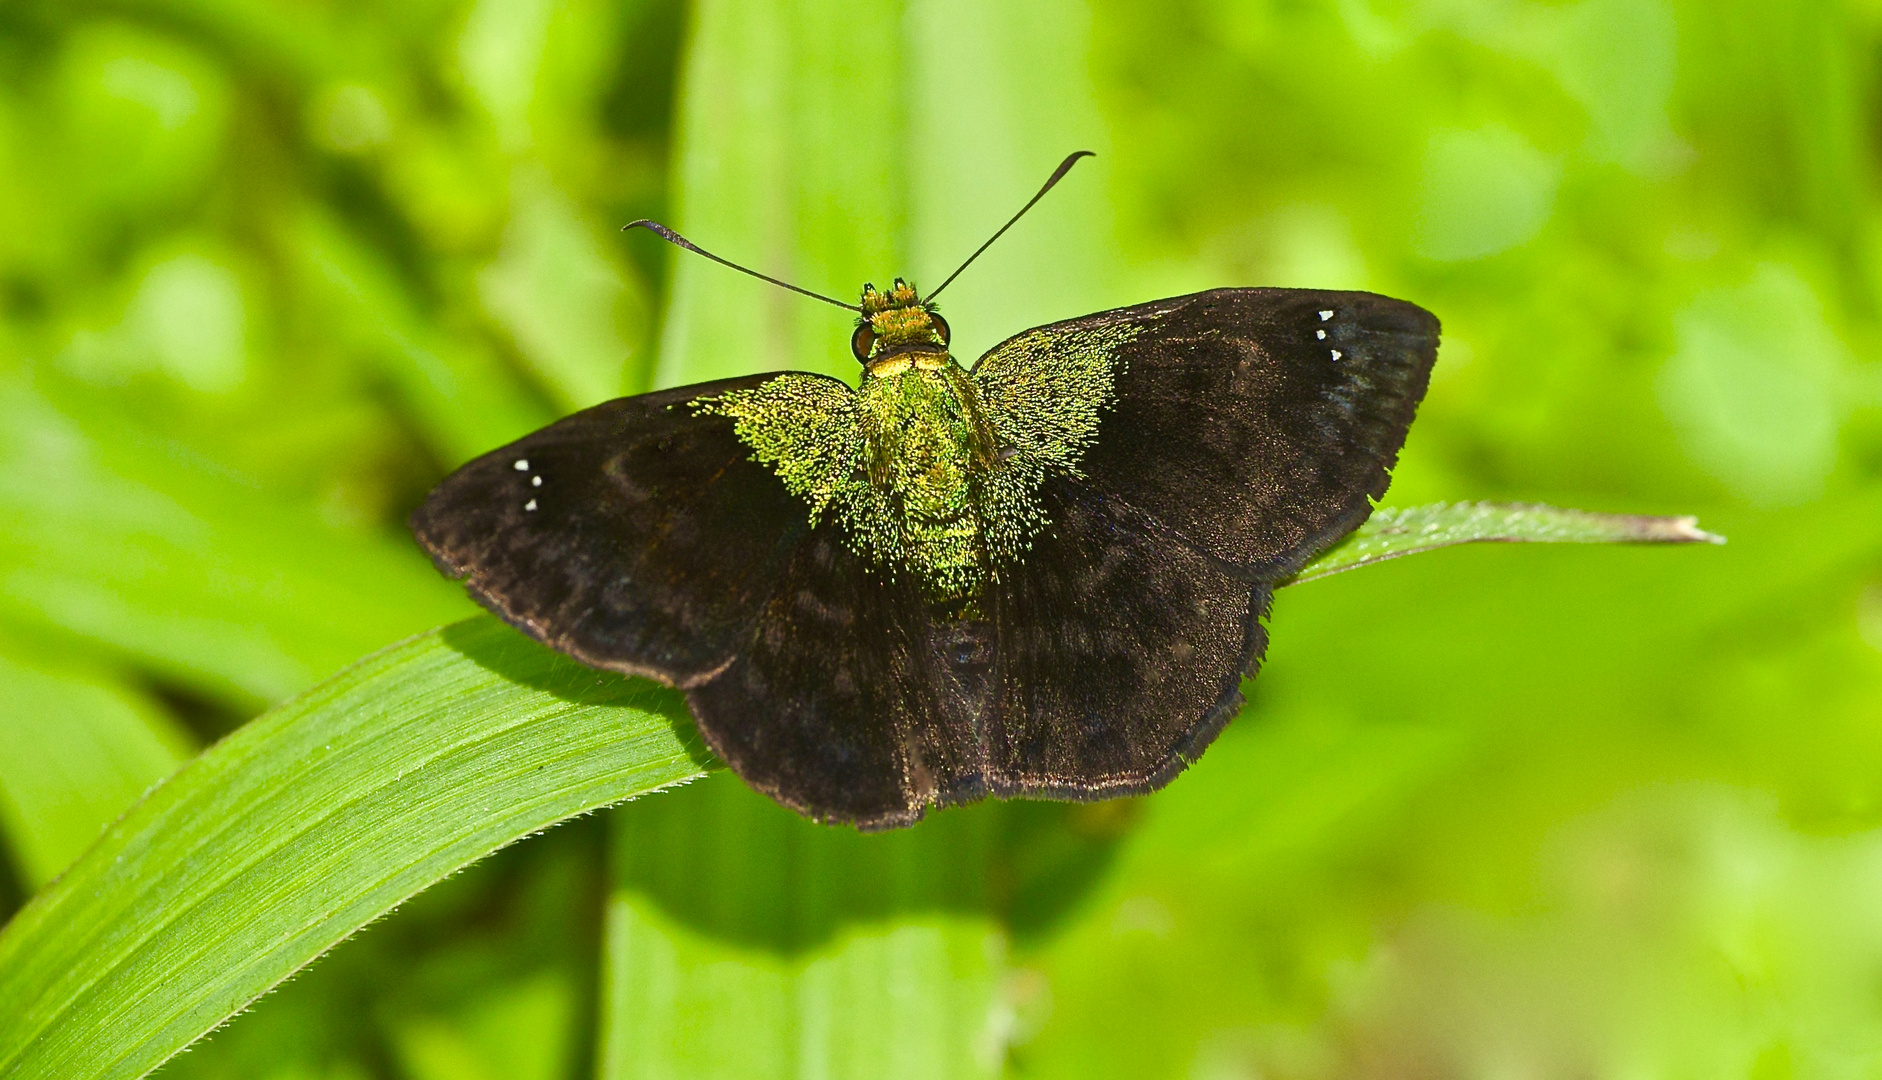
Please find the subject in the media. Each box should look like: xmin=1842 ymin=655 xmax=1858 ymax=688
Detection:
xmin=851 ymin=323 xmax=877 ymax=362
xmin=928 ymin=312 xmax=950 ymax=347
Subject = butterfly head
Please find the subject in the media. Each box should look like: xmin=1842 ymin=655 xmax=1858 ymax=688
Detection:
xmin=853 ymin=278 xmax=950 ymax=367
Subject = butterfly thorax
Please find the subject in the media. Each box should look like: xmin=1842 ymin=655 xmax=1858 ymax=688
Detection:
xmin=692 ymin=280 xmax=1006 ymax=607
xmin=855 ymin=352 xmax=997 ymax=604
xmin=691 ymin=280 xmax=1145 ymax=613
xmin=852 ymin=281 xmax=997 ymax=602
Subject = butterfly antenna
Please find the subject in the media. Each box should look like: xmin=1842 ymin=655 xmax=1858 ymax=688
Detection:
xmin=623 ymin=220 xmax=862 ymax=312
xmin=925 ymin=150 xmax=1095 ymax=302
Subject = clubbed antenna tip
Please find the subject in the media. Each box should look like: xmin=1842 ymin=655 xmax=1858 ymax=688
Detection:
xmin=926 ymin=150 xmax=1096 ymax=301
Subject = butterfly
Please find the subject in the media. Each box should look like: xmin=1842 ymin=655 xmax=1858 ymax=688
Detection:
xmin=410 ymin=152 xmax=1439 ymax=830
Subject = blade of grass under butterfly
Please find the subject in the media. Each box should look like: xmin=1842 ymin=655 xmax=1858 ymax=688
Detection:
xmin=0 ymin=500 xmax=1714 ymax=1078
xmin=0 ymin=617 xmax=708 ymax=1080
xmin=601 ymin=775 xmax=1005 ymax=1080
xmin=1012 ymin=495 xmax=1859 ymax=1079
xmin=1285 ymin=501 xmax=1723 ymax=586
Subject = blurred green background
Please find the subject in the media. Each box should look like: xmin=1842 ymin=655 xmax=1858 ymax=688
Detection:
xmin=3 ymin=0 xmax=1882 ymax=1076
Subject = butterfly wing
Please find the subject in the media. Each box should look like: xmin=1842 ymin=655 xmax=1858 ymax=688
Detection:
xmin=683 ymin=522 xmax=994 ymax=828
xmin=971 ymin=287 xmax=1436 ymax=796
xmin=983 ymin=478 xmax=1270 ymax=798
xmin=413 ymin=373 xmax=989 ymax=828
xmin=410 ymin=375 xmax=827 ymax=686
xmin=415 ymin=288 xmax=1437 ymax=821
xmin=974 ymin=287 xmax=1439 ymax=578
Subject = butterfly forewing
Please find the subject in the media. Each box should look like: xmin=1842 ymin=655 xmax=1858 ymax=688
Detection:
xmin=975 ymin=288 xmax=1439 ymax=579
xmin=410 ymin=375 xmax=816 ymax=685
xmin=412 ymin=372 xmax=990 ymax=829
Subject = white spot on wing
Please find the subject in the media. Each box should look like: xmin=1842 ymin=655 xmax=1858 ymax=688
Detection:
xmin=514 ymin=459 xmax=530 ymax=471
xmin=1331 ymin=349 xmax=1343 ymax=361
xmin=1318 ymin=310 xmax=1334 ymax=321
xmin=532 ymin=476 xmax=542 ymax=487
xmin=525 ymin=499 xmax=538 ymax=511
xmin=1315 ymin=329 xmax=1327 ymax=340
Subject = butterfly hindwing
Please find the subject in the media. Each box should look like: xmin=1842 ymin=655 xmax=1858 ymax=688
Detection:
xmin=683 ymin=523 xmax=993 ymax=827
xmin=975 ymin=288 xmax=1439 ymax=578
xmin=985 ymin=478 xmax=1271 ymax=797
xmin=410 ymin=375 xmax=822 ymax=685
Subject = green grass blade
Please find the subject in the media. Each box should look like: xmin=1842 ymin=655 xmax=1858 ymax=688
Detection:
xmin=0 ymin=652 xmax=192 ymax=888
xmin=1287 ymin=502 xmax=1724 ymax=586
xmin=0 ymin=616 xmax=708 ymax=1080
xmin=601 ymin=776 xmax=1003 ymax=1080
xmin=0 ymin=377 xmax=472 ymax=708
xmin=0 ymin=498 xmax=1713 ymax=1078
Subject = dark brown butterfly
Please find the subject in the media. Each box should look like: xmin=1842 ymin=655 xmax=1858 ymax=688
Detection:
xmin=411 ymin=153 xmax=1438 ymax=829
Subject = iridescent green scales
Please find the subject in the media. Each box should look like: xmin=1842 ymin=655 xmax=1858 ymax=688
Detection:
xmin=970 ymin=320 xmax=1141 ymax=571
xmin=691 ymin=374 xmax=869 ymax=527
xmin=693 ymin=289 xmax=1143 ymax=604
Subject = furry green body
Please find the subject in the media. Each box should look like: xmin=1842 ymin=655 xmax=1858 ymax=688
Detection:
xmin=694 ymin=355 xmax=1007 ymax=605
xmin=855 ymin=358 xmax=995 ymax=602
xmin=693 ymin=280 xmax=1139 ymax=606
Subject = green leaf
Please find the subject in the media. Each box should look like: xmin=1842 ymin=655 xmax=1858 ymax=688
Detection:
xmin=0 ymin=377 xmax=472 ymax=707
xmin=0 ymin=497 xmax=1712 ymax=1077
xmin=1285 ymin=501 xmax=1724 ymax=586
xmin=0 ymin=651 xmax=192 ymax=888
xmin=290 ymin=211 xmax=556 ymax=465
xmin=1013 ymin=498 xmax=1859 ymax=1078
xmin=601 ymin=775 xmax=1003 ymax=1080
xmin=0 ymin=616 xmax=708 ymax=1080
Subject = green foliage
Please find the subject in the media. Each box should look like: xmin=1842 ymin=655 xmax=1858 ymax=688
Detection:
xmin=1 ymin=0 xmax=1878 ymax=1077
xmin=0 ymin=618 xmax=704 ymax=1079
xmin=0 ymin=509 xmax=1655 ymax=1079
xmin=1288 ymin=501 xmax=1723 ymax=584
